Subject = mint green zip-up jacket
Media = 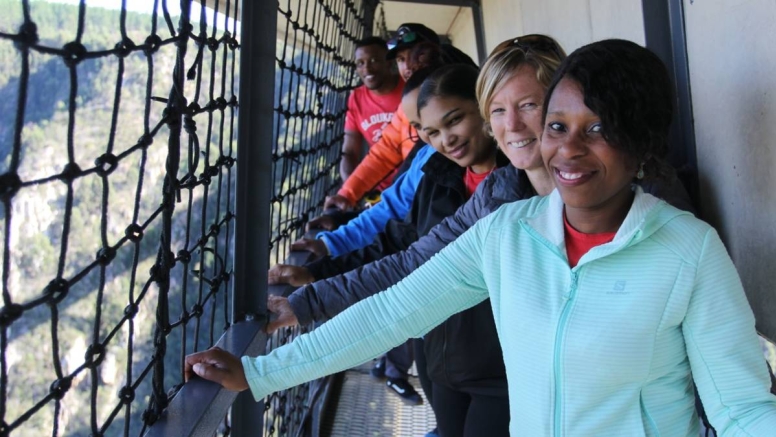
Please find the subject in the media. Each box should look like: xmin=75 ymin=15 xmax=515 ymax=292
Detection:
xmin=244 ymin=187 xmax=776 ymax=436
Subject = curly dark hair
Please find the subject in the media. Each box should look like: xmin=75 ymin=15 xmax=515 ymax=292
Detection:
xmin=542 ymin=39 xmax=674 ymax=178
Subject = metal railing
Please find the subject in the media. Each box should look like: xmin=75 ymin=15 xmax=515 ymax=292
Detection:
xmin=0 ymin=0 xmax=382 ymax=435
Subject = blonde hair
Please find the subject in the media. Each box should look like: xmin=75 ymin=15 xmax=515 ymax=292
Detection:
xmin=476 ymin=35 xmax=566 ymax=132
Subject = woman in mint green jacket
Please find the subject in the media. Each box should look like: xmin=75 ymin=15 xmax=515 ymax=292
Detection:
xmin=186 ymin=40 xmax=776 ymax=436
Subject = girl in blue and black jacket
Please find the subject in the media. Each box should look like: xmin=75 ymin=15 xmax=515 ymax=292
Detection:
xmin=271 ymin=64 xmax=512 ymax=436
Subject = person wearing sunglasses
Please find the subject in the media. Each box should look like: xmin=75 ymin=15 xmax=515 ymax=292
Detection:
xmin=340 ymin=37 xmax=404 ymax=189
xmin=186 ymin=39 xmax=776 ymax=436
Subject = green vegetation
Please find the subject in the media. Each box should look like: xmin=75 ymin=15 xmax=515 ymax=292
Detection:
xmin=0 ymin=1 xmax=235 ymax=435
xmin=0 ymin=0 xmax=357 ymax=435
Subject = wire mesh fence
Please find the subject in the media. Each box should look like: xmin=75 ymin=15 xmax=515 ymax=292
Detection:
xmin=262 ymin=0 xmax=383 ymax=435
xmin=0 ymin=0 xmax=238 ymax=435
xmin=0 ymin=0 xmax=383 ymax=435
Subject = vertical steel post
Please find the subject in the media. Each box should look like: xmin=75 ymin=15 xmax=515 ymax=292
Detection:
xmin=232 ymin=0 xmax=277 ymax=434
xmin=233 ymin=0 xmax=275 ymax=325
xmin=470 ymin=0 xmax=487 ymax=65
xmin=363 ymin=0 xmax=379 ymax=37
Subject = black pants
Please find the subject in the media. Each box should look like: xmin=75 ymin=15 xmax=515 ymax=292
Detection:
xmin=431 ymin=382 xmax=510 ymax=437
xmin=414 ymin=338 xmax=434 ymax=406
xmin=384 ymin=339 xmax=413 ymax=379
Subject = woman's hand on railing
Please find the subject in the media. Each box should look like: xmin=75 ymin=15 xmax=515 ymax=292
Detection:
xmin=268 ymin=264 xmax=315 ymax=286
xmin=184 ymin=347 xmax=248 ymax=392
xmin=290 ymin=238 xmax=329 ymax=257
xmin=266 ymin=296 xmax=299 ymax=334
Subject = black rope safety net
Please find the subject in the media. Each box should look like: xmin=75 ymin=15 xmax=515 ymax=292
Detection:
xmin=0 ymin=0 xmax=238 ymax=435
xmin=263 ymin=0 xmax=380 ymax=435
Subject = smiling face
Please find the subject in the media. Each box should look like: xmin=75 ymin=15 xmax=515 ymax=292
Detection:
xmin=401 ymin=88 xmax=429 ymax=144
xmin=541 ymin=78 xmax=638 ymax=231
xmin=355 ymin=45 xmax=391 ymax=91
xmin=421 ymin=96 xmax=494 ymax=173
xmin=487 ymin=65 xmax=545 ymax=171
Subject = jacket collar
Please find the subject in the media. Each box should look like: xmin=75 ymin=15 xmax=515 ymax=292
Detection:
xmin=520 ymin=185 xmax=689 ymax=266
xmin=421 ymin=149 xmax=510 ymax=189
xmin=490 ymin=166 xmax=537 ymax=203
xmin=421 ymin=152 xmax=464 ymax=180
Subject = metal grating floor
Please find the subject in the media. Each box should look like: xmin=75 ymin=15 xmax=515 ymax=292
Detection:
xmin=321 ymin=361 xmax=436 ymax=437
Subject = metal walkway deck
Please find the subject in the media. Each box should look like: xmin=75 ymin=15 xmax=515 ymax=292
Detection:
xmin=321 ymin=361 xmax=436 ymax=437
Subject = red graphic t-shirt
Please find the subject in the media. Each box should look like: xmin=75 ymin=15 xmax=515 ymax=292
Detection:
xmin=344 ymin=79 xmax=404 ymax=146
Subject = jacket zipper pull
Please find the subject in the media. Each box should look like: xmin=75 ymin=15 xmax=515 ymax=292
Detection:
xmin=564 ymin=271 xmax=579 ymax=300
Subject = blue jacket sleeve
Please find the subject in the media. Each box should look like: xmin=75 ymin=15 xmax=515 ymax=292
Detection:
xmin=242 ymin=212 xmax=492 ymax=401
xmin=319 ymin=145 xmax=435 ymax=257
xmin=289 ymin=167 xmax=499 ymax=325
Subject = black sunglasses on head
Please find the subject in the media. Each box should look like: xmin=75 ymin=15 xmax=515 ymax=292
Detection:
xmin=492 ymin=34 xmax=564 ymax=59
xmin=387 ymin=27 xmax=420 ymax=51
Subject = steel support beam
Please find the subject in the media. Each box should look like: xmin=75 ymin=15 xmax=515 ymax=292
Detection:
xmin=363 ymin=0 xmax=380 ymax=36
xmin=233 ymin=0 xmax=274 ymax=326
xmin=470 ymin=0 xmax=487 ymax=64
xmin=230 ymin=0 xmax=278 ymax=434
xmin=385 ymin=0 xmax=486 ymax=64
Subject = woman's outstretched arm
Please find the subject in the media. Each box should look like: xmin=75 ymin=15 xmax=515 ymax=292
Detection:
xmin=288 ymin=167 xmax=514 ymax=325
xmin=684 ymin=227 xmax=776 ymax=433
xmin=243 ymin=214 xmax=493 ymax=400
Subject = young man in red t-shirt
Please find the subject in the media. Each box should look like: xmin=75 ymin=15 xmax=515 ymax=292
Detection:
xmin=341 ymin=37 xmax=404 ymax=186
xmin=326 ymin=24 xmax=445 ymax=210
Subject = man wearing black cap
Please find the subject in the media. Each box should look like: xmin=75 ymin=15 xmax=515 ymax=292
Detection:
xmin=386 ymin=23 xmax=441 ymax=81
xmin=322 ymin=23 xmax=477 ymax=213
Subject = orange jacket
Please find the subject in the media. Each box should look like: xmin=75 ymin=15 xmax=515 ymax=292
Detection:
xmin=337 ymin=107 xmax=416 ymax=204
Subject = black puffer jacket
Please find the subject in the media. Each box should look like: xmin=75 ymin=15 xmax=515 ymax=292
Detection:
xmin=409 ymin=152 xmax=511 ymax=393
